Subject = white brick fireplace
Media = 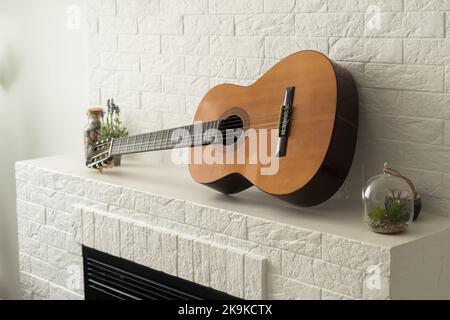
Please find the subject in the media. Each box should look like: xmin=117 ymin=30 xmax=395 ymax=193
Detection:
xmin=16 ymin=156 xmax=450 ymax=299
xmin=15 ymin=0 xmax=450 ymax=300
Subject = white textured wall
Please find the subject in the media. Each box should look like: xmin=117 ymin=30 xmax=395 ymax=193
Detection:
xmin=88 ymin=0 xmax=450 ymax=216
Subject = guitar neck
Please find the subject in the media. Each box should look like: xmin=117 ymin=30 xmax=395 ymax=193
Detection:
xmin=110 ymin=120 xmax=220 ymax=156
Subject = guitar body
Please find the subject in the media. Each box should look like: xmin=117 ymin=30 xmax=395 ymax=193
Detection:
xmin=189 ymin=50 xmax=359 ymax=206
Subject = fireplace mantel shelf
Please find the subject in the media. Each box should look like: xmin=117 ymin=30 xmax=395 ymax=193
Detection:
xmin=19 ymin=154 xmax=450 ymax=248
xmin=16 ymin=154 xmax=450 ymax=300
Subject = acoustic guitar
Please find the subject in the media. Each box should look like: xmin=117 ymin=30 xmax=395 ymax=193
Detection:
xmin=86 ymin=50 xmax=359 ymax=207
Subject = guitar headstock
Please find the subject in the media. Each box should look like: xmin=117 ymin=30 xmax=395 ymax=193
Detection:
xmin=86 ymin=139 xmax=114 ymax=173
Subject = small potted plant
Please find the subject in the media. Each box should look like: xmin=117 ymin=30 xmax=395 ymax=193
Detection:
xmin=99 ymin=98 xmax=128 ymax=166
xmin=363 ymin=164 xmax=419 ymax=234
xmin=366 ymin=190 xmax=412 ymax=234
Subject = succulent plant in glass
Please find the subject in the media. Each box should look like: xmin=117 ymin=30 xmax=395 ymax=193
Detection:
xmin=363 ymin=164 xmax=418 ymax=234
xmin=367 ymin=190 xmax=412 ymax=234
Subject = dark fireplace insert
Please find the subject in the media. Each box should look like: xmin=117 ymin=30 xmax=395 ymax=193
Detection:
xmin=82 ymin=246 xmax=239 ymax=300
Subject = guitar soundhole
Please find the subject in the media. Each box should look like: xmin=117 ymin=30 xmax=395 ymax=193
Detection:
xmin=218 ymin=115 xmax=244 ymax=146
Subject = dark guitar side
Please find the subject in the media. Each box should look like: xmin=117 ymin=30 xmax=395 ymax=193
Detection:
xmin=196 ymin=55 xmax=359 ymax=207
xmin=279 ymin=63 xmax=359 ymax=206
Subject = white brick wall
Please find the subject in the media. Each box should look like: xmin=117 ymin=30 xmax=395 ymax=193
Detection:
xmin=88 ymin=1 xmax=450 ymax=216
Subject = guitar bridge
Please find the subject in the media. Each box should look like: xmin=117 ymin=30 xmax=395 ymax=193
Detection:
xmin=276 ymin=86 xmax=295 ymax=157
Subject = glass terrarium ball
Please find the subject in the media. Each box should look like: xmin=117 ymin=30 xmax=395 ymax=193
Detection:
xmin=362 ymin=166 xmax=414 ymax=234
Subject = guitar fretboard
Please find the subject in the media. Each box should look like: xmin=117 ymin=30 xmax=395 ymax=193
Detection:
xmin=110 ymin=120 xmax=221 ymax=156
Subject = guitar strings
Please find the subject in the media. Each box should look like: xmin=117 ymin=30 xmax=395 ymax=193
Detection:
xmin=112 ymin=110 xmax=294 ymax=145
xmin=112 ymin=133 xmax=279 ymax=154
xmin=111 ymin=122 xmax=289 ymax=154
xmin=112 ymin=121 xmax=284 ymax=146
xmin=198 ymin=110 xmax=294 ymax=128
xmin=217 ymin=109 xmax=294 ymax=126
xmin=112 ymin=119 xmax=283 ymax=145
xmin=110 ymin=109 xmax=295 ymax=154
xmin=111 ymin=126 xmax=280 ymax=152
xmin=111 ymin=118 xmax=292 ymax=148
xmin=109 ymin=102 xmax=297 ymax=150
xmin=112 ymin=113 xmax=293 ymax=148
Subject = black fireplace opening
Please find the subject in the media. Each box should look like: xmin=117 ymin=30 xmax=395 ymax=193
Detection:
xmin=82 ymin=246 xmax=240 ymax=300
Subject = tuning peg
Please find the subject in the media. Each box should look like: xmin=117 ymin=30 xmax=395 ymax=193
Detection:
xmin=107 ymin=161 xmax=114 ymax=169
xmin=97 ymin=167 xmax=103 ymax=174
